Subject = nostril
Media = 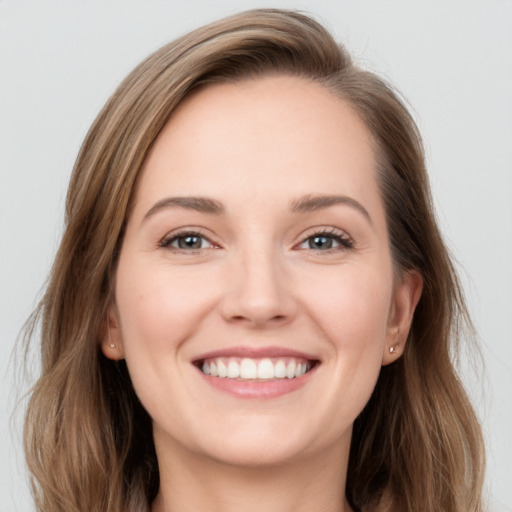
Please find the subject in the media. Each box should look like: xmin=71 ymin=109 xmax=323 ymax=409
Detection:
xmin=228 ymin=312 xmax=289 ymax=326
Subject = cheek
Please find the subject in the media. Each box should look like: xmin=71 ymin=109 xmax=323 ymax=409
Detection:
xmin=304 ymin=264 xmax=392 ymax=401
xmin=114 ymin=259 xmax=221 ymax=358
xmin=307 ymin=264 xmax=392 ymax=347
xmin=278 ymin=264 xmax=394 ymax=446
xmin=113 ymin=260 xmax=218 ymax=418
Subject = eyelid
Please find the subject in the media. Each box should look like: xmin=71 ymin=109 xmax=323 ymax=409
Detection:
xmin=159 ymin=227 xmax=219 ymax=251
xmin=294 ymin=226 xmax=354 ymax=250
xmin=158 ymin=225 xmax=353 ymax=252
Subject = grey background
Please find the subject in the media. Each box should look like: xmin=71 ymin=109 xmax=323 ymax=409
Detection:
xmin=1 ymin=1 xmax=511 ymax=510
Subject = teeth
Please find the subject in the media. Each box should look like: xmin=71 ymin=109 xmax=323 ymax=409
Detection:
xmin=257 ymin=358 xmax=274 ymax=379
xmin=286 ymin=360 xmax=296 ymax=379
xmin=200 ymin=357 xmax=312 ymax=380
xmin=274 ymin=360 xmax=286 ymax=378
xmin=217 ymin=360 xmax=227 ymax=378
xmin=227 ymin=360 xmax=240 ymax=378
xmin=240 ymin=358 xmax=257 ymax=379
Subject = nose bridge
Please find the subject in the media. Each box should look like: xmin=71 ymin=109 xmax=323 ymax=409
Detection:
xmin=221 ymin=236 xmax=295 ymax=326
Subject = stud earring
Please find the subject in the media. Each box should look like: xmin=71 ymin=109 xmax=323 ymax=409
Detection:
xmin=389 ymin=346 xmax=396 ymax=354
xmin=108 ymin=327 xmax=115 ymax=349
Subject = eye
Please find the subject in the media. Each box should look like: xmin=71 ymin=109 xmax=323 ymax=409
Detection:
xmin=160 ymin=231 xmax=216 ymax=251
xmin=297 ymin=230 xmax=353 ymax=251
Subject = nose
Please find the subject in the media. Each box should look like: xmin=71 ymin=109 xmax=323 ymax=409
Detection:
xmin=220 ymin=248 xmax=297 ymax=328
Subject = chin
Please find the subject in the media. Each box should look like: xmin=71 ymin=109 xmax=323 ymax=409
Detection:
xmin=183 ymin=414 xmax=349 ymax=469
xmin=200 ymin=438 xmax=309 ymax=469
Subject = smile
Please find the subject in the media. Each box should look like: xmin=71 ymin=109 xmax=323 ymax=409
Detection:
xmin=193 ymin=347 xmax=319 ymax=398
xmin=200 ymin=357 xmax=314 ymax=380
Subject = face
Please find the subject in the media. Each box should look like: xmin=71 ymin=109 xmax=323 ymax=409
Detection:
xmin=104 ymin=76 xmax=421 ymax=469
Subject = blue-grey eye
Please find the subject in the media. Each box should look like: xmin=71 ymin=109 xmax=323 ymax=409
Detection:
xmin=161 ymin=232 xmax=213 ymax=250
xmin=308 ymin=235 xmax=336 ymax=250
xmin=297 ymin=231 xmax=353 ymax=251
xmin=174 ymin=234 xmax=207 ymax=249
xmin=181 ymin=235 xmax=202 ymax=249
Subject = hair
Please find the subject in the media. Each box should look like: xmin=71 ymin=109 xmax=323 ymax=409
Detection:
xmin=23 ymin=8 xmax=485 ymax=512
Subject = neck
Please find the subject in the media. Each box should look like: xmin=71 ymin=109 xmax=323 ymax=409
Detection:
xmin=151 ymin=440 xmax=353 ymax=512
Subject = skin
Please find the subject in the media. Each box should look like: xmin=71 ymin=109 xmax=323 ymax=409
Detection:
xmin=103 ymin=76 xmax=422 ymax=512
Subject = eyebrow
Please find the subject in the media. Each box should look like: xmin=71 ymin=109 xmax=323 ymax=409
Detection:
xmin=290 ymin=194 xmax=372 ymax=224
xmin=142 ymin=193 xmax=372 ymax=224
xmin=143 ymin=196 xmax=224 ymax=220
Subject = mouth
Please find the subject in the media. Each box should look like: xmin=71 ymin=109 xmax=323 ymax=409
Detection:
xmin=192 ymin=346 xmax=320 ymax=399
xmin=195 ymin=356 xmax=318 ymax=381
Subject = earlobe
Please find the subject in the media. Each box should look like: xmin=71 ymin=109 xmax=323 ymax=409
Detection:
xmin=382 ymin=270 xmax=423 ymax=366
xmin=100 ymin=307 xmax=125 ymax=361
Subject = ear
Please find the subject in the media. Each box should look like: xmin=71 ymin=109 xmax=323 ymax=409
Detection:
xmin=382 ymin=270 xmax=423 ymax=366
xmin=100 ymin=307 xmax=125 ymax=361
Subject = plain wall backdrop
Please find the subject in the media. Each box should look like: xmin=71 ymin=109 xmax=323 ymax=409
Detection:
xmin=1 ymin=1 xmax=511 ymax=510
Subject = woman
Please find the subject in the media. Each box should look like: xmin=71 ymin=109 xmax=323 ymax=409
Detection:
xmin=23 ymin=8 xmax=485 ymax=512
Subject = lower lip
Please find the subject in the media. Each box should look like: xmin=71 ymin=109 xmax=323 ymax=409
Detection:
xmin=196 ymin=366 xmax=317 ymax=399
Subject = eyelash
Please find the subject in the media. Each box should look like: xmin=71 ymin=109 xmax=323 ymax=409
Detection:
xmin=159 ymin=229 xmax=216 ymax=253
xmin=296 ymin=228 xmax=354 ymax=252
xmin=159 ymin=228 xmax=354 ymax=253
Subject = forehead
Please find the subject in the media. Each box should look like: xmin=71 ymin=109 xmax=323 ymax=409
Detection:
xmin=133 ymin=75 xmax=382 ymax=220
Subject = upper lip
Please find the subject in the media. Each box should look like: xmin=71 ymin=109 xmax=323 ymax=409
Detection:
xmin=192 ymin=345 xmax=319 ymax=363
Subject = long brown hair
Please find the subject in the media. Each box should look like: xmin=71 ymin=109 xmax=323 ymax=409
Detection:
xmin=23 ymin=9 xmax=484 ymax=511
